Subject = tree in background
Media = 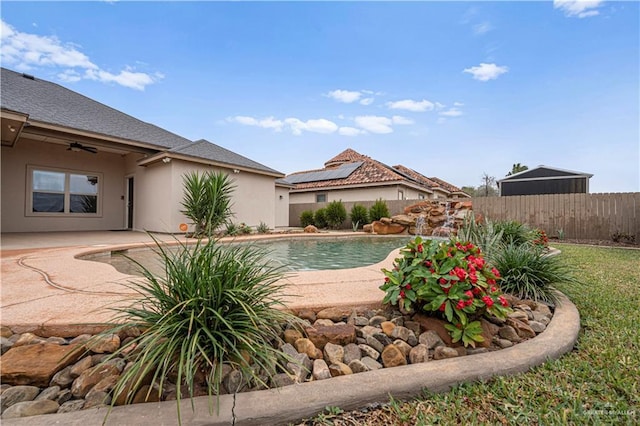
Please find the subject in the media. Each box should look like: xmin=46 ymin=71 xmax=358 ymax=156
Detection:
xmin=461 ymin=186 xmax=477 ymax=197
xmin=507 ymin=163 xmax=528 ymax=176
xmin=478 ymin=173 xmax=498 ymax=197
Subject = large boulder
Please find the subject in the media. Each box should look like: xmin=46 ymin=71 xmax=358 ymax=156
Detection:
xmin=372 ymin=221 xmax=406 ymax=235
xmin=0 ymin=343 xmax=84 ymax=387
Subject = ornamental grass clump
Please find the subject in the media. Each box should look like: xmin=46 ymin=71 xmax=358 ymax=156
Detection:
xmin=103 ymin=236 xmax=298 ymax=423
xmin=491 ymin=243 xmax=577 ymax=304
xmin=380 ymin=237 xmax=511 ymax=347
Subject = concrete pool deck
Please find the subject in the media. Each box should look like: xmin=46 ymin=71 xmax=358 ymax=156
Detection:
xmin=0 ymin=231 xmax=581 ymax=425
xmin=1 ymin=230 xmax=396 ymax=335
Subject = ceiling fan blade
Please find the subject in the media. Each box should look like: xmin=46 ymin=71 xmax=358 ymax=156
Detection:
xmin=82 ymin=146 xmax=98 ymax=154
xmin=68 ymin=142 xmax=97 ymax=153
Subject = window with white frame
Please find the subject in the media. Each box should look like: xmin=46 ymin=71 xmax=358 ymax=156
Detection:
xmin=398 ymin=190 xmax=404 ymax=200
xmin=28 ymin=166 xmax=101 ymax=216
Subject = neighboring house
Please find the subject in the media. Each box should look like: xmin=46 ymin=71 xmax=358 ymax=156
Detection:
xmin=0 ymin=68 xmax=286 ymax=233
xmin=497 ymin=165 xmax=593 ymax=196
xmin=286 ymin=148 xmax=469 ymax=204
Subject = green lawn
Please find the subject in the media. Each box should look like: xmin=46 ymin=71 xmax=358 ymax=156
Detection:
xmin=302 ymin=244 xmax=640 ymax=425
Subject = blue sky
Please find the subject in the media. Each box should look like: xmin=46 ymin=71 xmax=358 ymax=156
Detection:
xmin=1 ymin=1 xmax=638 ymax=192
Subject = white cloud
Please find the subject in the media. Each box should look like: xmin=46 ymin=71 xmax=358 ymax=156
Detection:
xmin=227 ymin=116 xmax=284 ymax=132
xmin=325 ymin=89 xmax=362 ymax=103
xmin=434 ymin=102 xmax=446 ymax=110
xmin=360 ymin=97 xmax=374 ymax=106
xmin=284 ymin=118 xmax=338 ymax=135
xmin=338 ymin=127 xmax=365 ymax=136
xmin=439 ymin=108 xmax=463 ymax=117
xmin=354 ymin=116 xmax=394 ymax=134
xmin=437 ymin=117 xmax=447 ymax=124
xmin=454 ymin=102 xmax=465 ymax=107
xmin=386 ymin=99 xmax=435 ymax=112
xmin=473 ymin=21 xmax=493 ymax=35
xmin=554 ymin=0 xmax=604 ymax=18
xmin=392 ymin=115 xmax=414 ymax=125
xmin=463 ymin=63 xmax=509 ymax=81
xmin=0 ymin=20 xmax=160 ymax=90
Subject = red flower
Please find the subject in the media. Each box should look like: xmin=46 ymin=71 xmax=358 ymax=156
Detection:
xmin=468 ymin=264 xmax=476 ymax=273
xmin=399 ymin=290 xmax=406 ymax=298
xmin=482 ymin=296 xmax=494 ymax=307
xmin=491 ymin=286 xmax=498 ymax=293
xmin=384 ymin=277 xmax=390 ymax=283
xmin=454 ymin=267 xmax=467 ymax=281
xmin=474 ymin=257 xmax=485 ymax=268
xmin=487 ymin=278 xmax=496 ymax=285
xmin=439 ymin=278 xmax=447 ymax=285
xmin=491 ymin=267 xmax=501 ymax=278
xmin=439 ymin=302 xmax=446 ymax=312
xmin=456 ymin=300 xmax=466 ymax=310
xmin=469 ymin=273 xmax=478 ymax=284
xmin=472 ymin=287 xmax=482 ymax=295
xmin=405 ymin=284 xmax=412 ymax=290
xmin=498 ymin=295 xmax=509 ymax=307
xmin=417 ymin=244 xmax=424 ymax=253
xmin=424 ymin=261 xmax=432 ymax=268
xmin=465 ymin=290 xmax=474 ymax=299
xmin=465 ymin=299 xmax=474 ymax=307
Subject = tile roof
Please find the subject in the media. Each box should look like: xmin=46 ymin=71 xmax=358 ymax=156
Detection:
xmin=171 ymin=139 xmax=283 ymax=175
xmin=288 ymin=150 xmax=409 ymax=190
xmin=1 ymin=67 xmax=191 ymax=149
xmin=426 ymin=176 xmax=465 ymax=194
xmin=392 ymin=165 xmax=442 ymax=191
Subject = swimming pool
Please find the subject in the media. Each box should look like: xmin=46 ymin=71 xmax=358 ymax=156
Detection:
xmin=85 ymin=235 xmax=416 ymax=275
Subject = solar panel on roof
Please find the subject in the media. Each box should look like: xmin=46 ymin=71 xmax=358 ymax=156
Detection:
xmin=286 ymin=161 xmax=363 ymax=184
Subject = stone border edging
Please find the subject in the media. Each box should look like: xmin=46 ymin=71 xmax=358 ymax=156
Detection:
xmin=3 ymin=292 xmax=580 ymax=426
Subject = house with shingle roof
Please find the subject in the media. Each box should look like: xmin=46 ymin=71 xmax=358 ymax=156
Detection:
xmin=286 ymin=148 xmax=469 ymax=204
xmin=0 ymin=68 xmax=288 ymax=232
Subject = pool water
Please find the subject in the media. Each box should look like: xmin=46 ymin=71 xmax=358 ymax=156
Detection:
xmin=89 ymin=236 xmax=414 ymax=275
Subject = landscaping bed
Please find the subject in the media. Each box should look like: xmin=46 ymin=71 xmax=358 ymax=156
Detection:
xmin=0 ymin=296 xmax=553 ymax=420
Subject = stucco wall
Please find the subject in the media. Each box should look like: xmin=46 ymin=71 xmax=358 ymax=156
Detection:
xmin=289 ymin=185 xmax=431 ymax=204
xmin=275 ymin=186 xmax=290 ymax=228
xmin=152 ymin=160 xmax=278 ymax=233
xmin=1 ymin=139 xmax=126 ymax=232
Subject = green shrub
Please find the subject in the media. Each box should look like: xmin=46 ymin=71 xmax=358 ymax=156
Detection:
xmin=257 ymin=222 xmax=270 ymax=234
xmin=181 ymin=171 xmax=234 ymax=237
xmin=350 ymin=204 xmax=369 ymax=229
xmin=369 ymin=198 xmax=390 ymax=222
xmin=102 ymin=237 xmax=298 ymax=423
xmin=493 ymin=220 xmax=531 ymax=246
xmin=380 ymin=237 xmax=510 ymax=347
xmin=225 ymin=222 xmax=239 ymax=236
xmin=457 ymin=215 xmax=504 ymax=263
xmin=314 ymin=208 xmax=328 ymax=229
xmin=325 ymin=200 xmax=347 ymax=229
xmin=491 ymin=243 xmax=578 ymax=303
xmin=300 ymin=210 xmax=314 ymax=228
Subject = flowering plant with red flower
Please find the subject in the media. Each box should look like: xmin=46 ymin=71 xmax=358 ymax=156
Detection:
xmin=530 ymin=229 xmax=549 ymax=248
xmin=380 ymin=237 xmax=511 ymax=347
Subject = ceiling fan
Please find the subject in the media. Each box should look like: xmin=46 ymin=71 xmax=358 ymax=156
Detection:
xmin=68 ymin=142 xmax=97 ymax=154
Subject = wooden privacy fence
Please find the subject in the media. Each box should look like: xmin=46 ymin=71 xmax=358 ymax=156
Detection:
xmin=472 ymin=193 xmax=640 ymax=241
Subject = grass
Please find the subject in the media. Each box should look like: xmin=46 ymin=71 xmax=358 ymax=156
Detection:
xmin=297 ymin=244 xmax=640 ymax=425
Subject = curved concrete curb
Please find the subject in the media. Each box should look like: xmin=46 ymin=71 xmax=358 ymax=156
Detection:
xmin=3 ymin=292 xmax=580 ymax=426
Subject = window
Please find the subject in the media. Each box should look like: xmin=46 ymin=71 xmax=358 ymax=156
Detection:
xmin=316 ymin=193 xmax=327 ymax=203
xmin=28 ymin=166 xmax=101 ymax=216
xmin=418 ymin=193 xmax=426 ymax=200
xmin=398 ymin=190 xmax=404 ymax=200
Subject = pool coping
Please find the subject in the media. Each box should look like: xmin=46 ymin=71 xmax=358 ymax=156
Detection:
xmin=2 ymin=291 xmax=580 ymax=425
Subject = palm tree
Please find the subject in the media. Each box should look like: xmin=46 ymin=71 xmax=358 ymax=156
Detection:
xmin=507 ymin=163 xmax=528 ymax=176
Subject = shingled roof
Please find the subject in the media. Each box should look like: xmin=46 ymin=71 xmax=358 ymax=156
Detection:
xmin=169 ymin=139 xmax=282 ymax=176
xmin=392 ymin=164 xmax=442 ymax=191
xmin=426 ymin=176 xmax=465 ymax=194
xmin=1 ymin=68 xmax=191 ymax=149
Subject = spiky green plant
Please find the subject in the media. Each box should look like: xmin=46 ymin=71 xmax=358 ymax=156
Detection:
xmin=256 ymin=222 xmax=270 ymax=234
xmin=102 ymin=236 xmax=298 ymax=423
xmin=181 ymin=171 xmax=234 ymax=237
xmin=457 ymin=215 xmax=504 ymax=263
xmin=493 ymin=220 xmax=531 ymax=246
xmin=491 ymin=243 xmax=578 ymax=303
